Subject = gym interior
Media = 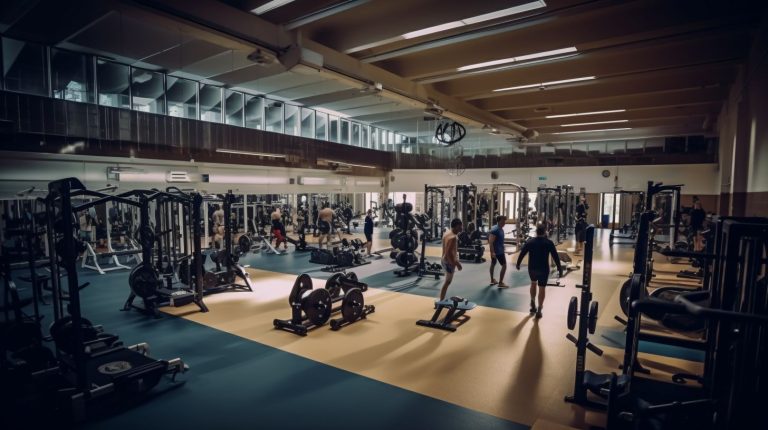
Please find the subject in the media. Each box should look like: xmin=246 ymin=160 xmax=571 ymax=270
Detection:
xmin=1 ymin=1 xmax=767 ymax=429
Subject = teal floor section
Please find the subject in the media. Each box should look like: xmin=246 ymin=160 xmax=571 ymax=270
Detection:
xmin=7 ymin=268 xmax=529 ymax=430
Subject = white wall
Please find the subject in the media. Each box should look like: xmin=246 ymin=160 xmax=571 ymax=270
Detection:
xmin=391 ymin=164 xmax=719 ymax=194
xmin=0 ymin=152 xmax=386 ymax=198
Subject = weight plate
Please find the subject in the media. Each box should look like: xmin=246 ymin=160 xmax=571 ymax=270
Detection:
xmin=619 ymin=279 xmax=631 ymax=317
xmin=238 ymin=235 xmax=252 ymax=254
xmin=346 ymin=272 xmax=358 ymax=283
xmin=341 ymin=288 xmax=365 ymax=323
xmin=139 ymin=225 xmax=155 ymax=249
xmin=203 ymin=272 xmax=218 ymax=290
xmin=130 ymin=264 xmax=160 ymax=299
xmin=289 ymin=274 xmax=313 ymax=304
xmin=325 ymin=273 xmax=343 ymax=299
xmin=567 ymin=297 xmax=578 ymax=330
xmin=304 ymin=288 xmax=332 ymax=326
xmin=588 ymin=301 xmax=599 ymax=334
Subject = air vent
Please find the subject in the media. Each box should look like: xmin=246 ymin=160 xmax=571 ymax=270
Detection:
xmin=166 ymin=171 xmax=191 ymax=183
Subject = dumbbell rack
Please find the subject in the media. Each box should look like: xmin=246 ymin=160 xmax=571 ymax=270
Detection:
xmin=273 ymin=273 xmax=374 ymax=336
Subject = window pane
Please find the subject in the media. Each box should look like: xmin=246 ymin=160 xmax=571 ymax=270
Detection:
xmin=131 ymin=68 xmax=165 ymax=114
xmin=329 ymin=115 xmax=339 ymax=142
xmin=200 ymin=84 xmax=222 ymax=122
xmin=225 ymin=89 xmax=244 ymax=126
xmin=51 ymin=48 xmax=93 ymax=103
xmin=2 ymin=38 xmax=47 ymax=96
xmin=166 ymin=76 xmax=197 ymax=119
xmin=265 ymin=100 xmax=283 ymax=133
xmin=340 ymin=119 xmax=350 ymax=145
xmin=245 ymin=95 xmax=264 ymax=129
xmin=315 ymin=112 xmax=327 ymax=140
xmin=301 ymin=108 xmax=314 ymax=138
xmin=351 ymin=123 xmax=360 ymax=146
xmin=97 ymin=59 xmax=130 ymax=109
xmin=361 ymin=125 xmax=369 ymax=148
xmin=284 ymin=104 xmax=299 ymax=136
xmin=371 ymin=127 xmax=378 ymax=150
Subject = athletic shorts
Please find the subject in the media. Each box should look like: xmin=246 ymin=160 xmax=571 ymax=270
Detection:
xmin=442 ymin=260 xmax=455 ymax=274
xmin=318 ymin=221 xmax=330 ymax=234
xmin=273 ymin=230 xmax=284 ymax=241
xmin=529 ymin=270 xmax=549 ymax=287
xmin=364 ymin=232 xmax=373 ymax=242
xmin=491 ymin=253 xmax=506 ymax=265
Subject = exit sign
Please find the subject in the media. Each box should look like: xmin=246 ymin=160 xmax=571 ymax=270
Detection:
xmin=538 ymin=176 xmax=547 ymax=181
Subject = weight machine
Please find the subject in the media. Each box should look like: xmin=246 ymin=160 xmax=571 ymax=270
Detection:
xmin=424 ymin=185 xmax=453 ymax=242
xmin=609 ymin=190 xmax=645 ymax=246
xmin=536 ymin=186 xmax=563 ymax=243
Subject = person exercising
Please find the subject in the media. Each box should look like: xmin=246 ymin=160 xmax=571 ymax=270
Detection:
xmin=488 ymin=215 xmax=508 ymax=288
xmin=516 ymin=224 xmax=563 ymax=319
xmin=317 ymin=205 xmax=334 ymax=250
xmin=271 ymin=209 xmax=288 ymax=251
xmin=212 ymin=204 xmax=225 ymax=248
xmin=690 ymin=200 xmax=706 ymax=252
xmin=439 ymin=218 xmax=463 ymax=301
xmin=363 ymin=209 xmax=374 ymax=255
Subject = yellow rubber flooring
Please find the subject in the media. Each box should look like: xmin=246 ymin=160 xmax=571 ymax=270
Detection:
xmin=165 ymin=232 xmax=703 ymax=429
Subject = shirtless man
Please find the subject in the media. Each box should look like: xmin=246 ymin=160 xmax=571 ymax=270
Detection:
xmin=212 ymin=204 xmax=225 ymax=248
xmin=317 ymin=205 xmax=334 ymax=250
xmin=439 ymin=218 xmax=464 ymax=301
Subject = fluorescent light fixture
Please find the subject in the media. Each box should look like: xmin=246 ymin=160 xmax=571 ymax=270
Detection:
xmin=494 ymin=76 xmax=594 ymax=92
xmin=552 ymin=128 xmax=632 ymax=135
xmin=356 ymin=180 xmax=382 ymax=186
xmin=313 ymin=107 xmax=350 ymax=118
xmin=400 ymin=1 xmax=546 ymax=40
xmin=215 ymin=148 xmax=286 ymax=158
xmin=319 ymin=158 xmax=376 ymax=169
xmin=546 ymin=109 xmax=626 ymax=119
xmin=299 ymin=177 xmax=342 ymax=186
xmin=561 ymin=120 xmax=629 ymax=127
xmin=117 ymin=172 xmax=167 ymax=182
xmin=457 ymin=46 xmax=576 ymax=71
xmin=208 ymin=175 xmax=290 ymax=185
xmin=403 ymin=21 xmax=465 ymax=39
xmin=251 ymin=0 xmax=295 ymax=15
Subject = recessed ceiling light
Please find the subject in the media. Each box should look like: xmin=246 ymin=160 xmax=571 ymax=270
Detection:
xmin=561 ymin=119 xmax=629 ymax=127
xmin=251 ymin=0 xmax=295 ymax=15
xmin=494 ymin=76 xmax=595 ymax=92
xmin=546 ymin=109 xmax=626 ymax=119
xmin=457 ymin=47 xmax=577 ymax=72
xmin=215 ymin=149 xmax=286 ymax=158
xmin=552 ymin=128 xmax=632 ymax=135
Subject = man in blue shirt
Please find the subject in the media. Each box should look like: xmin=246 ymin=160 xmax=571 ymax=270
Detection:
xmin=488 ymin=215 xmax=508 ymax=288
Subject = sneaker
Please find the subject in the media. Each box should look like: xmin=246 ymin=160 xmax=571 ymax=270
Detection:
xmin=490 ymin=279 xmax=498 ymax=285
xmin=497 ymin=283 xmax=509 ymax=289
xmin=535 ymin=310 xmax=543 ymax=319
xmin=529 ymin=301 xmax=537 ymax=314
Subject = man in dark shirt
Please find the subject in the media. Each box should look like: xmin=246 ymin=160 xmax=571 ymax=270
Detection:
xmin=575 ymin=196 xmax=589 ymax=254
xmin=488 ymin=215 xmax=508 ymax=288
xmin=363 ymin=209 xmax=374 ymax=255
xmin=516 ymin=224 xmax=563 ymax=319
xmin=689 ymin=201 xmax=706 ymax=252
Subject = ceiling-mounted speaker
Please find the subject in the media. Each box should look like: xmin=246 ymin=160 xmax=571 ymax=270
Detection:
xmin=491 ymin=171 xmax=499 ymax=180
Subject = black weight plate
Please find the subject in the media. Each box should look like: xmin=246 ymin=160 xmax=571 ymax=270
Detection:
xmin=619 ymin=279 xmax=631 ymax=317
xmin=130 ymin=264 xmax=159 ymax=298
xmin=305 ymin=288 xmax=332 ymax=326
xmin=389 ymin=229 xmax=402 ymax=240
xmin=341 ymin=288 xmax=365 ymax=323
xmin=588 ymin=301 xmax=599 ymax=334
xmin=325 ymin=273 xmax=343 ymax=299
xmin=203 ymin=272 xmax=218 ymax=290
xmin=346 ymin=272 xmax=358 ymax=283
xmin=395 ymin=251 xmax=410 ymax=268
xmin=289 ymin=274 xmax=313 ymax=304
xmin=405 ymin=236 xmax=417 ymax=252
xmin=238 ymin=235 xmax=252 ymax=254
xmin=567 ymin=297 xmax=578 ymax=330
xmin=337 ymin=252 xmax=353 ymax=267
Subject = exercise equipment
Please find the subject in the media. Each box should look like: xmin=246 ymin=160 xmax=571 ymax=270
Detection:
xmin=39 ymin=178 xmax=188 ymax=423
xmin=608 ymin=190 xmax=645 ymax=246
xmin=416 ymin=296 xmax=476 ymax=332
xmin=457 ymin=225 xmax=485 ymax=263
xmin=563 ymin=225 xmax=609 ymax=408
xmin=273 ymin=273 xmax=374 ymax=336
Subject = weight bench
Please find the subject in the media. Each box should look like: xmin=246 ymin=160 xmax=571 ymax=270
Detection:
xmin=416 ymin=296 xmax=476 ymax=332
